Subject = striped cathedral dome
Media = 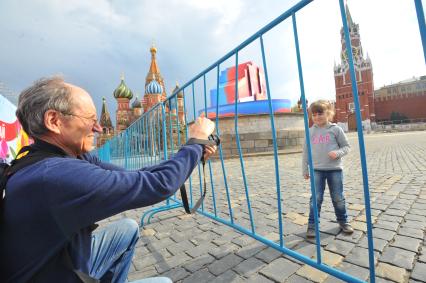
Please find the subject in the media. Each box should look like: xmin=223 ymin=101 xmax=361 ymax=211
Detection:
xmin=132 ymin=95 xmax=142 ymax=108
xmin=145 ymin=79 xmax=163 ymax=95
xmin=113 ymin=75 xmax=133 ymax=99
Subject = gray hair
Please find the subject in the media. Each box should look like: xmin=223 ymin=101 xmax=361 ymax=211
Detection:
xmin=16 ymin=76 xmax=74 ymax=139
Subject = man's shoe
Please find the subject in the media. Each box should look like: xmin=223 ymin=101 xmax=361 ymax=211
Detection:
xmin=306 ymin=227 xmax=315 ymax=238
xmin=340 ymin=223 xmax=354 ymax=234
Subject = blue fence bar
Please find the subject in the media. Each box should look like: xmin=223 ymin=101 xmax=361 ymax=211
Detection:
xmin=414 ymin=0 xmax=426 ymax=63
xmin=338 ymin=0 xmax=376 ymax=281
xmin=93 ymin=1 xmax=424 ymax=281
xmin=292 ymin=12 xmax=323 ymax=265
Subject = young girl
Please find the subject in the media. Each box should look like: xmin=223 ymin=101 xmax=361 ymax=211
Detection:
xmin=302 ymin=100 xmax=353 ymax=238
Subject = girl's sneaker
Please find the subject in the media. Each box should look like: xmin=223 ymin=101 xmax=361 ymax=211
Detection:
xmin=339 ymin=223 xmax=354 ymax=234
xmin=306 ymin=227 xmax=315 ymax=238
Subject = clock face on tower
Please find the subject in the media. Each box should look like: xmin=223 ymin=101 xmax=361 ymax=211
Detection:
xmin=341 ymin=50 xmax=348 ymax=62
xmin=352 ymin=46 xmax=360 ymax=59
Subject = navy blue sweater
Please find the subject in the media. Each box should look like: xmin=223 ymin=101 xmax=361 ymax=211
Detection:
xmin=0 ymin=144 xmax=203 ymax=282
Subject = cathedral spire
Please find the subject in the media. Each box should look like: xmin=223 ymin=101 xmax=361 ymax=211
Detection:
xmin=148 ymin=44 xmax=160 ymax=79
xmin=145 ymin=44 xmax=167 ymax=100
xmin=100 ymin=97 xmax=113 ymax=128
xmin=345 ymin=4 xmax=353 ymax=27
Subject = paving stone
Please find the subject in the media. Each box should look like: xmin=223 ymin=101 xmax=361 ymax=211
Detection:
xmin=418 ymin=250 xmax=426 ymax=263
xmin=244 ymin=274 xmax=274 ymax=283
xmin=231 ymin=235 xmax=256 ymax=247
xmin=383 ymin=209 xmax=407 ymax=217
xmin=374 ymin=220 xmax=400 ymax=231
xmin=412 ymin=202 xmax=426 ymax=209
xmin=232 ymin=257 xmax=266 ymax=277
xmin=155 ymin=253 xmax=192 ymax=273
xmin=147 ymin=238 xmax=175 ymax=252
xmin=306 ymin=232 xmax=336 ymax=247
xmin=325 ymin=239 xmax=356 ymax=256
xmin=371 ymin=203 xmax=389 ymax=211
xmin=345 ymin=247 xmax=378 ymax=268
xmin=160 ymin=267 xmax=190 ymax=282
xmin=402 ymin=220 xmax=426 ymax=230
xmin=284 ymin=234 xmax=305 ymax=249
xmin=166 ymin=240 xmax=195 ymax=255
xmin=405 ymin=213 xmax=426 ymax=223
xmin=255 ymin=247 xmax=283 ymax=263
xmin=295 ymin=243 xmax=320 ymax=259
xmin=397 ymin=227 xmax=424 ymax=240
xmin=208 ymin=243 xmax=240 ymax=259
xmin=380 ymin=247 xmax=416 ymax=270
xmin=388 ymin=203 xmax=410 ymax=211
xmin=127 ymin=268 xmax=159 ymax=281
xmin=208 ymin=254 xmax=244 ymax=276
xmin=286 ymin=274 xmax=315 ymax=283
xmin=235 ymin=242 xmax=266 ymax=259
xmin=183 ymin=254 xmax=216 ymax=272
xmin=375 ymin=277 xmax=400 ymax=283
xmin=335 ymin=230 xmax=364 ymax=243
xmin=378 ymin=214 xmax=403 ymax=224
xmin=211 ymin=233 xmax=241 ymax=246
xmin=259 ymin=258 xmax=300 ymax=282
xmin=351 ymin=221 xmax=367 ymax=232
xmin=358 ymin=236 xmax=388 ymax=253
xmin=296 ymin=264 xmax=329 ymax=282
xmin=410 ymin=208 xmax=426 ymax=216
xmin=210 ymin=270 xmax=244 ymax=283
xmin=190 ymin=231 xmax=219 ymax=245
xmin=390 ymin=235 xmax=422 ymax=252
xmin=410 ymin=262 xmax=426 ymax=282
xmin=323 ymin=262 xmax=369 ymax=283
xmin=133 ymin=256 xmax=160 ymax=271
xmin=373 ymin=228 xmax=396 ymax=241
xmin=320 ymin=222 xmax=342 ymax=235
xmin=376 ymin=262 xmax=408 ymax=283
xmin=185 ymin=242 xmax=217 ymax=258
xmin=182 ymin=268 xmax=215 ymax=283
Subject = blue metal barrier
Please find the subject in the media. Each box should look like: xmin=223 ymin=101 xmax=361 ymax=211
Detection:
xmin=94 ymin=1 xmax=425 ymax=282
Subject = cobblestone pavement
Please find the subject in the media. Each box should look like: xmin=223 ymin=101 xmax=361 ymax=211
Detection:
xmin=100 ymin=131 xmax=426 ymax=283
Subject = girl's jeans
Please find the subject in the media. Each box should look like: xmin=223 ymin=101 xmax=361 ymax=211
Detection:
xmin=308 ymin=170 xmax=348 ymax=226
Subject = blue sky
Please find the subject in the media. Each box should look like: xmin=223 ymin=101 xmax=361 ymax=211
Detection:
xmin=0 ymin=0 xmax=424 ymax=124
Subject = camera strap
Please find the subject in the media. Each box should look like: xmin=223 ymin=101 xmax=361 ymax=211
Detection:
xmin=180 ymin=135 xmax=220 ymax=214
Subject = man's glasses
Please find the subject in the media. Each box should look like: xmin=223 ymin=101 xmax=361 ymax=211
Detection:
xmin=61 ymin=112 xmax=99 ymax=127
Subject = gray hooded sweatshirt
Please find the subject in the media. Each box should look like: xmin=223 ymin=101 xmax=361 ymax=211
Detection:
xmin=302 ymin=123 xmax=350 ymax=176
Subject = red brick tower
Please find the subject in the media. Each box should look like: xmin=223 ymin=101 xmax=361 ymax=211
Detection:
xmin=334 ymin=5 xmax=375 ymax=131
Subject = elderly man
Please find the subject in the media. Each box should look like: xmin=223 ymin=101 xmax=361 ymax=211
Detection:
xmin=0 ymin=77 xmax=216 ymax=283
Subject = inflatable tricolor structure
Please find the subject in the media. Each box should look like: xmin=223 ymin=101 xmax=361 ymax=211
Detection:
xmin=203 ymin=61 xmax=291 ymax=118
xmin=0 ymin=94 xmax=32 ymax=162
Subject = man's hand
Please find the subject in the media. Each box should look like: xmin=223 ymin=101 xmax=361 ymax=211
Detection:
xmin=189 ymin=114 xmax=215 ymax=140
